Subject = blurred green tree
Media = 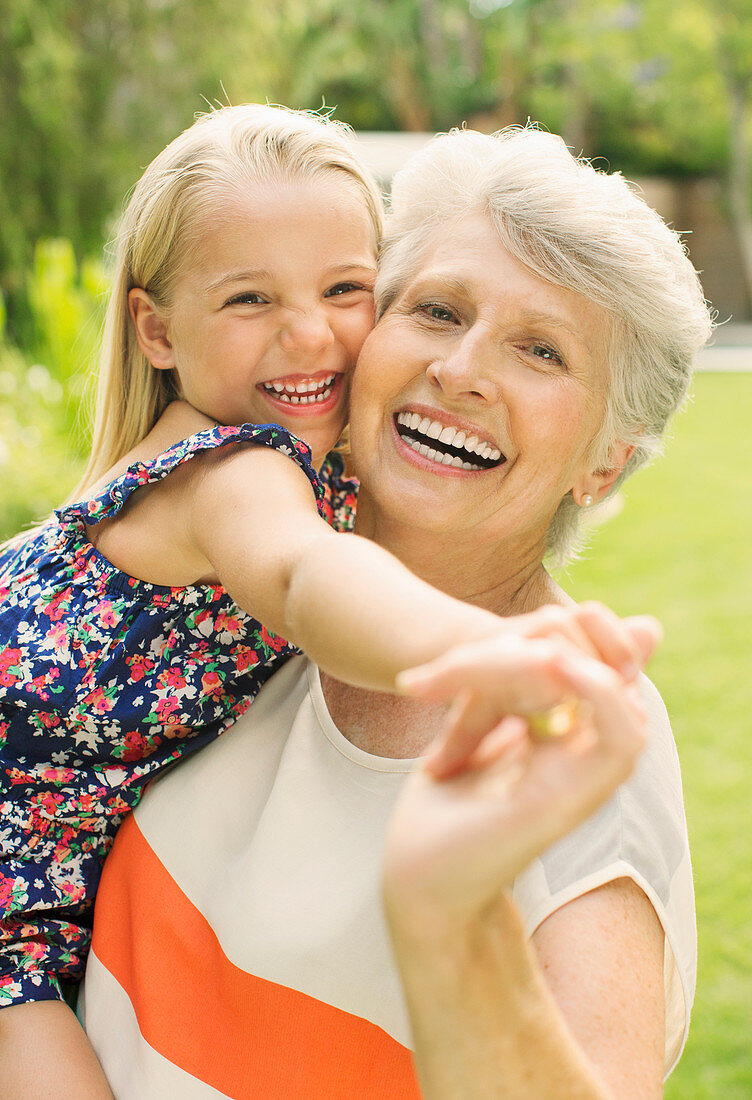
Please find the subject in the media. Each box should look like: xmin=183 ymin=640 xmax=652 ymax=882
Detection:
xmin=0 ymin=0 xmax=257 ymax=340
xmin=1 ymin=0 xmax=751 ymax=337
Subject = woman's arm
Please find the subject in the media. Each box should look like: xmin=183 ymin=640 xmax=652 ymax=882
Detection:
xmin=383 ymin=647 xmax=664 ymax=1098
xmin=389 ymin=883 xmax=663 ymax=1100
xmin=531 ymin=879 xmax=665 ymax=1097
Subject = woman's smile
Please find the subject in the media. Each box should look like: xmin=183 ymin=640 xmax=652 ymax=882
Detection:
xmin=392 ymin=406 xmax=505 ymax=473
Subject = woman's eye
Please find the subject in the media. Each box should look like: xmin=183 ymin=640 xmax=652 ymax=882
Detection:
xmin=419 ymin=302 xmax=459 ymax=324
xmin=225 ymin=291 xmax=266 ymax=307
xmin=529 ymin=342 xmax=564 ymax=367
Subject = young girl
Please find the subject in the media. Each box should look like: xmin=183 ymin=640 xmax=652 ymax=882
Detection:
xmin=0 ymin=105 xmax=649 ymax=1088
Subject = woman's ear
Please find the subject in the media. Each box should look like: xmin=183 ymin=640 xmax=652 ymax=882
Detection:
xmin=128 ymin=288 xmax=175 ymax=371
xmin=575 ymin=440 xmax=635 ymax=506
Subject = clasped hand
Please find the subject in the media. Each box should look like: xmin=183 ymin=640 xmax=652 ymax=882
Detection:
xmin=385 ymin=603 xmax=660 ymax=923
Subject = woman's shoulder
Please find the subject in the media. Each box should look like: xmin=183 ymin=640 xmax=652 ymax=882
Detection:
xmin=516 ymin=672 xmax=686 ymax=904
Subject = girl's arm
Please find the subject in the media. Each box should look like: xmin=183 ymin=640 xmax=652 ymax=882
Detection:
xmin=189 ymin=445 xmax=503 ymax=689
xmin=0 ymin=1001 xmax=114 ymax=1099
xmin=186 ymin=445 xmax=645 ymax=695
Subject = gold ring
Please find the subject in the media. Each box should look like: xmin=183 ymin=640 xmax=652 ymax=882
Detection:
xmin=528 ymin=700 xmax=581 ymax=740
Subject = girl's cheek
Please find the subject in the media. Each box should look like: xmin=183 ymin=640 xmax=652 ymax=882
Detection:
xmin=360 ymin=299 xmax=377 ymax=337
xmin=348 ymin=322 xmax=376 ymax=368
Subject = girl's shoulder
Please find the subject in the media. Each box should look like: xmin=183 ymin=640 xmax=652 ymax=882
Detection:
xmin=0 ymin=416 xmax=325 ymax=617
xmin=62 ymin=416 xmax=322 ymax=532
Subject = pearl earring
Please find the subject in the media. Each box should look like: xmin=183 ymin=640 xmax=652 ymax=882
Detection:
xmin=581 ymin=493 xmax=594 ymax=507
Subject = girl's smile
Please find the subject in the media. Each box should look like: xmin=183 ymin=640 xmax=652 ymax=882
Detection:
xmin=259 ymin=369 xmax=345 ymax=417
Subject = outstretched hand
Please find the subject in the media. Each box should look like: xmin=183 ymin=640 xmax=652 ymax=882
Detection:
xmin=397 ymin=602 xmax=661 ymax=779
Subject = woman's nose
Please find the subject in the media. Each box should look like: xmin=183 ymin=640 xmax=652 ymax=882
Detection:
xmin=279 ymin=309 xmax=335 ymax=354
xmin=425 ymin=332 xmax=499 ymax=402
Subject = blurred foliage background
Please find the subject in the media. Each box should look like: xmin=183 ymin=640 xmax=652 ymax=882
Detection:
xmin=1 ymin=0 xmax=752 ymax=537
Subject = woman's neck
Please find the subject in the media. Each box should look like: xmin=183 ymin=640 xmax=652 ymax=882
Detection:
xmin=322 ymin=490 xmax=567 ymax=758
xmin=352 ymin=491 xmax=565 ymax=617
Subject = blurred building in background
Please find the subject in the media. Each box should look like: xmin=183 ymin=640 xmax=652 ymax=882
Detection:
xmin=355 ymin=133 xmax=749 ymax=326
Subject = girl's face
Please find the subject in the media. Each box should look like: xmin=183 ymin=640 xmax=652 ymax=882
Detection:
xmin=349 ymin=213 xmax=618 ymax=558
xmin=139 ymin=177 xmax=377 ymax=466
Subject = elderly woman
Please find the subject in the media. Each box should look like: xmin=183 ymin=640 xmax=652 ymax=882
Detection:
xmin=80 ymin=127 xmax=709 ymax=1098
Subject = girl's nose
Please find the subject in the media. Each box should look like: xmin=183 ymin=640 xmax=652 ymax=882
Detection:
xmin=279 ymin=309 xmax=335 ymax=354
xmin=425 ymin=331 xmax=499 ymax=402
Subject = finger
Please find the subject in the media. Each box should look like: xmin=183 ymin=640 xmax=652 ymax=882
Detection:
xmin=396 ymin=635 xmax=521 ymax=700
xmin=523 ymin=605 xmax=601 ymax=661
xmin=552 ymin=650 xmax=648 ymax=769
xmin=417 ymin=642 xmax=575 ymax=778
xmin=423 ymin=691 xmax=499 ymax=779
xmin=622 ymin=615 xmax=663 ymax=665
xmin=525 ymin=603 xmax=662 ymax=681
xmin=425 ymin=707 xmax=529 ymax=780
xmin=469 ymin=715 xmax=529 ymax=771
xmin=572 ymin=601 xmax=650 ymax=681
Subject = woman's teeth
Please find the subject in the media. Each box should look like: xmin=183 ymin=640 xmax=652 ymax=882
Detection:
xmin=395 ymin=411 xmax=504 ymax=470
xmin=262 ymin=374 xmax=336 ymax=404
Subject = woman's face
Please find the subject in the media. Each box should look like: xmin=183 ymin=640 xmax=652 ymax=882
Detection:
xmin=349 ymin=213 xmax=613 ymax=553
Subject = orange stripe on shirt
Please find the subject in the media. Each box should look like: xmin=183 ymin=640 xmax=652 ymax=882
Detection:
xmin=92 ymin=815 xmax=422 ymax=1099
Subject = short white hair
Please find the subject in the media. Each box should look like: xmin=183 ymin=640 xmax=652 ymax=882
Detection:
xmin=376 ymin=126 xmax=713 ymax=562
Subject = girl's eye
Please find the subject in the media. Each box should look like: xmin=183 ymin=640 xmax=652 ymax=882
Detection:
xmin=225 ymin=291 xmax=266 ymax=307
xmin=325 ymin=281 xmax=369 ymax=298
xmin=418 ymin=302 xmax=459 ymax=324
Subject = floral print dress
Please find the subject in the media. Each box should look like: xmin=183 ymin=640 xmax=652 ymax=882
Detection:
xmin=0 ymin=423 xmax=358 ymax=1008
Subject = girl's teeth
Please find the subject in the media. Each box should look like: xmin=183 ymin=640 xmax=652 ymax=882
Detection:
xmin=263 ymin=375 xmax=337 ymax=404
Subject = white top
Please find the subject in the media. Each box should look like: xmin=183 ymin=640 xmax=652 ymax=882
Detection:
xmin=82 ymin=657 xmax=695 ymax=1098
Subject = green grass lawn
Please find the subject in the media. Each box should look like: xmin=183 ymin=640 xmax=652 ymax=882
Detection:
xmin=560 ymin=373 xmax=752 ymax=1097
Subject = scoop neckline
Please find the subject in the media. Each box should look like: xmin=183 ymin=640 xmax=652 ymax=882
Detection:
xmin=306 ymin=662 xmax=419 ymax=774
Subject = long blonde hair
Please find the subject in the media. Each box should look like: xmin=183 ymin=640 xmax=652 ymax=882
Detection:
xmin=73 ymin=104 xmax=383 ymax=497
